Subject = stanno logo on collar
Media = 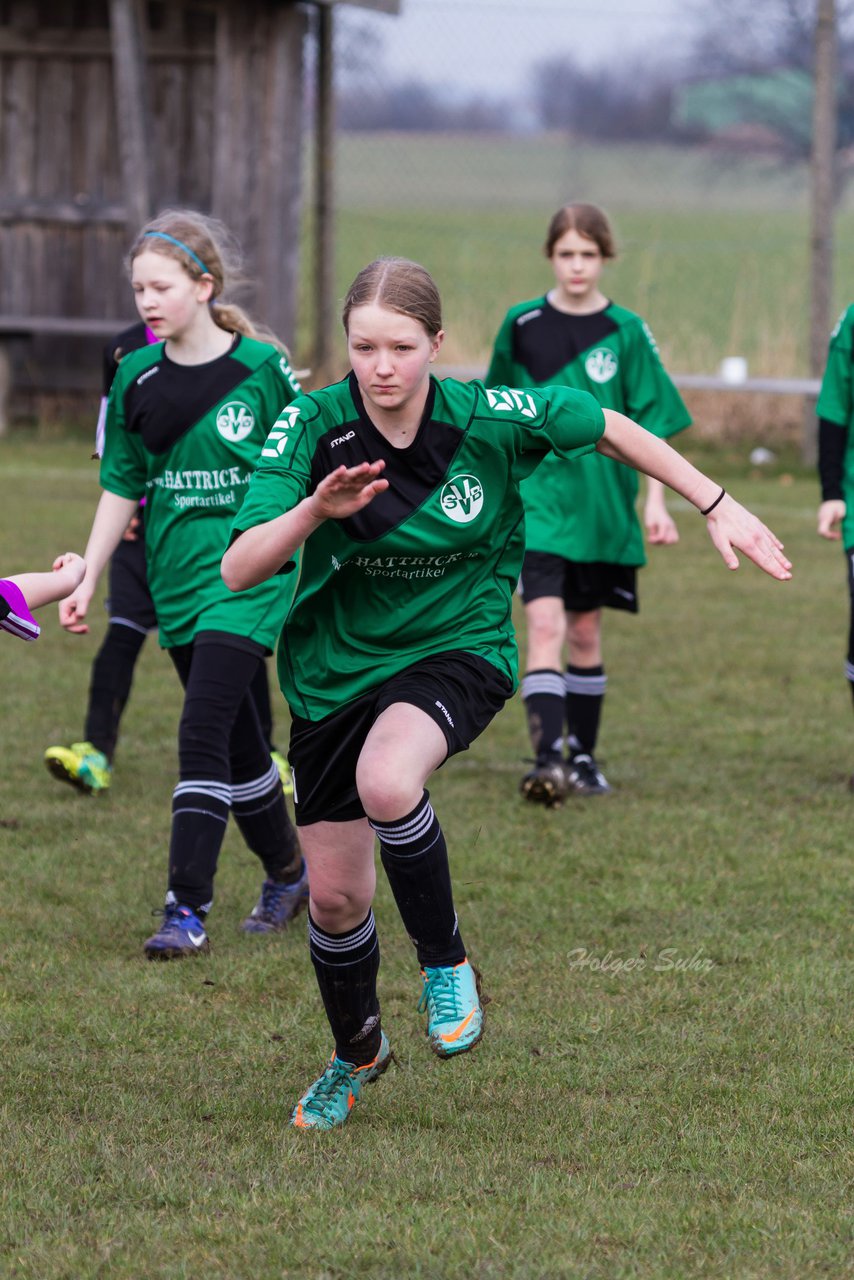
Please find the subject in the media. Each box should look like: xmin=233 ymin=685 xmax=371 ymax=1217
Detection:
xmin=584 ymin=348 xmax=619 ymax=384
xmin=440 ymin=474 xmax=484 ymax=524
xmin=216 ymin=401 xmax=255 ymax=443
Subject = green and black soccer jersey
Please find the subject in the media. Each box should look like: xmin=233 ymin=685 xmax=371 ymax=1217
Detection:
xmin=487 ymin=297 xmax=691 ymax=565
xmin=231 ymin=373 xmax=606 ymax=721
xmin=817 ymin=304 xmax=854 ymax=548
xmin=100 ymin=334 xmax=301 ymax=649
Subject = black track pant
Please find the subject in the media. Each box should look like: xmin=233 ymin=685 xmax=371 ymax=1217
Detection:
xmin=165 ymin=631 xmax=299 ymax=912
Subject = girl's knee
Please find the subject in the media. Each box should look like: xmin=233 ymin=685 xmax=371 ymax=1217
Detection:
xmin=309 ymin=883 xmax=373 ymax=931
xmin=356 ymin=766 xmax=419 ymax=823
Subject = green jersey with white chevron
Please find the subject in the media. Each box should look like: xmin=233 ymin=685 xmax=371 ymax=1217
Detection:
xmin=101 ymin=333 xmax=301 ymax=648
xmin=817 ymin=304 xmax=854 ymax=547
xmin=487 ymin=297 xmax=691 ymax=564
xmin=231 ymin=373 xmax=605 ymax=721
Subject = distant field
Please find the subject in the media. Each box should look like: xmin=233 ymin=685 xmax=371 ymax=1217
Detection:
xmin=303 ymin=134 xmax=854 ymax=378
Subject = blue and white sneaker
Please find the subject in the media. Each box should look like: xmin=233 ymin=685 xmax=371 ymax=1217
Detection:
xmin=241 ymin=859 xmax=310 ymax=933
xmin=144 ymin=902 xmax=210 ymax=959
xmin=418 ymin=958 xmax=484 ymax=1057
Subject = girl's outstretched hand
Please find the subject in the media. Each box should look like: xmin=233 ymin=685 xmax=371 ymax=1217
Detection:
xmin=308 ymin=460 xmax=388 ymax=521
xmin=705 ymin=494 xmax=792 ymax=580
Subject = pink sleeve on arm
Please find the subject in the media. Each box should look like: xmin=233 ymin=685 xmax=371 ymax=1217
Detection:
xmin=0 ymin=579 xmax=40 ymax=641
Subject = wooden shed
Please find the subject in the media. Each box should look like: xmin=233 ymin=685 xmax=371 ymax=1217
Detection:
xmin=0 ymin=0 xmax=398 ymax=427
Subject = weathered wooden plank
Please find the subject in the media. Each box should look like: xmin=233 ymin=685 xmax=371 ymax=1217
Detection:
xmin=0 ymin=200 xmax=128 ymax=224
xmin=36 ymin=57 xmax=74 ymax=198
xmin=77 ymin=56 xmax=122 ymax=205
xmin=0 ymin=315 xmax=133 ymax=335
xmin=149 ymin=57 xmax=184 ymax=206
xmin=109 ymin=0 xmax=152 ymax=230
xmin=6 ymin=55 xmax=37 ymax=198
xmin=257 ymin=2 xmax=307 ymax=348
xmin=0 ymin=32 xmax=213 ymax=60
xmin=183 ymin=58 xmax=214 ymax=208
xmin=212 ymin=0 xmax=306 ymax=344
xmin=315 ymin=0 xmax=401 ymax=11
xmin=313 ymin=0 xmax=335 ymax=375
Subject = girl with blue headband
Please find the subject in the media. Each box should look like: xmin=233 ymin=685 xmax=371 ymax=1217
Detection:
xmin=60 ymin=209 xmax=308 ymax=957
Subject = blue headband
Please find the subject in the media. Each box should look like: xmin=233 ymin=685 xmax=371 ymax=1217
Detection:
xmin=143 ymin=231 xmax=210 ymax=275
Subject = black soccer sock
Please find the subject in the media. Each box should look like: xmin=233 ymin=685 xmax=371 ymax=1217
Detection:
xmin=308 ymin=910 xmax=382 ymax=1065
xmin=231 ymin=758 xmax=301 ymax=882
xmin=84 ymin=622 xmax=147 ymax=760
xmin=521 ymin=668 xmax=566 ymax=762
xmin=847 ymin=661 xmax=854 ymax=711
xmin=565 ymin=664 xmax=607 ymax=757
xmin=369 ymin=791 xmax=466 ymax=969
xmin=167 ymin=778 xmax=231 ymax=914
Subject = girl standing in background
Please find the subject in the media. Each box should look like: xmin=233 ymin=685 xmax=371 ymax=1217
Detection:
xmin=488 ymin=203 xmax=690 ymax=805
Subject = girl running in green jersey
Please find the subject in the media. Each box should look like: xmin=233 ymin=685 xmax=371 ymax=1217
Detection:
xmin=60 ymin=210 xmax=307 ymax=956
xmin=816 ymin=302 xmax=854 ymax=783
xmin=223 ymin=256 xmax=790 ymax=1131
xmin=488 ymin=203 xmax=691 ymax=804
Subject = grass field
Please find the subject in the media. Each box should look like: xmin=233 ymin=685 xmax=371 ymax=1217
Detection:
xmin=1 ymin=436 xmax=851 ymax=1279
xmin=299 ymin=135 xmax=854 ymax=377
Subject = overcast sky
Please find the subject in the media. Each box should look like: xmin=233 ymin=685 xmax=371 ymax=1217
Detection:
xmin=347 ymin=0 xmax=689 ymax=95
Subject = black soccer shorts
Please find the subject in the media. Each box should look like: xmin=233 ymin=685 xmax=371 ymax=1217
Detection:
xmin=518 ymin=549 xmax=639 ymax=614
xmin=288 ymin=650 xmax=513 ymax=825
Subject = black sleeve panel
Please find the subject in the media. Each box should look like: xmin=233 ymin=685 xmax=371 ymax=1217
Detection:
xmin=818 ymin=417 xmax=848 ymax=501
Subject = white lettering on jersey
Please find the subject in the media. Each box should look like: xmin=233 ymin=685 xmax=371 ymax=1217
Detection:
xmin=262 ymin=405 xmax=301 ymax=460
xmin=137 ymin=366 xmax=159 ymax=386
xmin=440 ymin=474 xmax=484 ymax=524
xmin=278 ymin=354 xmax=301 ymax=392
xmin=485 ymin=388 xmax=537 ymax=419
xmin=330 ymin=430 xmax=356 ymax=449
xmin=641 ymin=320 xmax=663 ymax=359
xmin=585 ymin=348 xmax=619 ymax=384
xmin=516 ymin=308 xmax=542 ymax=327
xmin=216 ymin=401 xmax=255 ymax=443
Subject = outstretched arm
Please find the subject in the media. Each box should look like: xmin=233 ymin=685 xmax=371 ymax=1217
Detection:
xmin=598 ymin=410 xmax=791 ymax=580
xmin=223 ymin=460 xmax=388 ymax=591
xmin=59 ymin=491 xmax=139 ymax=633
xmin=8 ymin=553 xmax=87 ymax=610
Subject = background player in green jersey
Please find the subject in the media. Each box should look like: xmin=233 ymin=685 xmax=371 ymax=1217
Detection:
xmin=487 ymin=202 xmax=691 ymax=805
xmin=816 ymin=302 xmax=854 ymax=782
xmin=223 ymin=256 xmax=790 ymax=1131
xmin=1 ymin=554 xmax=86 ymax=642
xmin=60 ymin=210 xmax=307 ymax=958
xmin=44 ymin=321 xmax=292 ymax=798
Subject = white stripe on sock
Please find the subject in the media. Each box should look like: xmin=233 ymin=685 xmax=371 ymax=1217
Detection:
xmin=521 ymin=672 xmax=565 ymax=699
xmin=173 ymin=779 xmax=232 ymax=805
xmin=231 ymin=760 xmax=279 ymax=803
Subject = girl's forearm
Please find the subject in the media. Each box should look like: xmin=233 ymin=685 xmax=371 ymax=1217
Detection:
xmin=82 ymin=492 xmax=140 ymax=590
xmin=223 ymin=495 xmax=324 ymax=591
xmin=9 ymin=569 xmax=73 ymax=610
xmin=599 ymin=411 xmax=719 ymax=511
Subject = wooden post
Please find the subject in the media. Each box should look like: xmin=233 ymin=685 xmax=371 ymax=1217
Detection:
xmin=109 ymin=0 xmax=152 ymax=232
xmin=314 ymin=2 xmax=337 ymax=383
xmin=212 ymin=0 xmax=306 ymax=348
xmin=805 ymin=0 xmax=838 ymax=464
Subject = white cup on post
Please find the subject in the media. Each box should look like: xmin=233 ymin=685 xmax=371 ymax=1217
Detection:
xmin=720 ymin=356 xmax=748 ymax=384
